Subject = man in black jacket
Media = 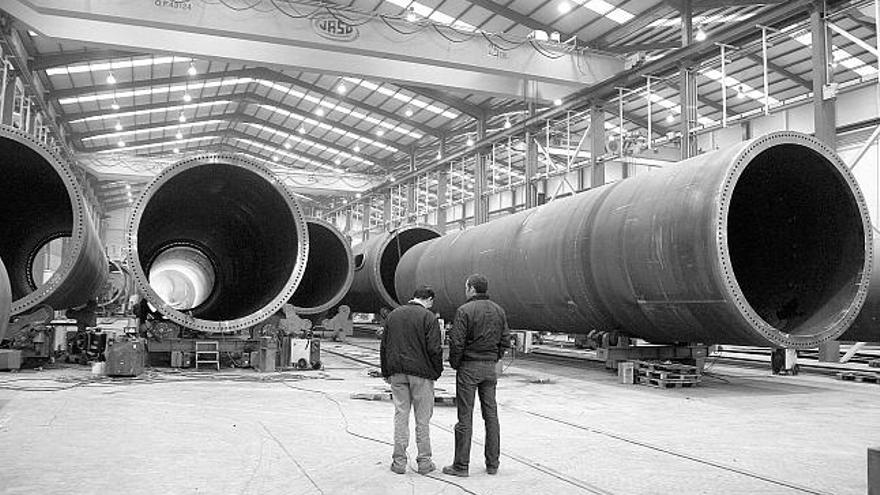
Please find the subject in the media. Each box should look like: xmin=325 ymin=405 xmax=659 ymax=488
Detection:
xmin=443 ymin=274 xmax=511 ymax=477
xmin=380 ymin=285 xmax=443 ymax=475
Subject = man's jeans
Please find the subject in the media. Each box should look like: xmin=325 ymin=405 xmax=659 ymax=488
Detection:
xmin=452 ymin=360 xmax=499 ymax=471
xmin=389 ymin=373 xmax=435 ymax=467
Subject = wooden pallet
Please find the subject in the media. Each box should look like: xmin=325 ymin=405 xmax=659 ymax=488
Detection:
xmin=633 ymin=360 xmax=701 ymax=374
xmin=638 ymin=369 xmax=701 ymax=381
xmin=836 ymin=372 xmax=880 ymax=384
xmin=637 ymin=376 xmax=697 ymax=389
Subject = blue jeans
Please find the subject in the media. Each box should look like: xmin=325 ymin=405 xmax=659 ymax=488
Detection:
xmin=389 ymin=373 xmax=435 ymax=467
xmin=452 ymin=360 xmax=499 ymax=471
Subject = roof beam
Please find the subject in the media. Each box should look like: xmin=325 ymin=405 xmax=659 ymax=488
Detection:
xmin=590 ymin=3 xmax=675 ymax=49
xmin=77 ymin=129 xmax=224 ymax=153
xmin=691 ymin=0 xmax=786 ymax=9
xmin=462 ymin=0 xmax=586 ymax=48
xmin=743 ymin=53 xmax=812 ymax=90
xmin=260 ymin=69 xmax=443 ymax=139
xmin=70 ymin=113 xmax=390 ymax=169
xmin=846 ymin=12 xmax=876 ymax=30
xmin=599 ymin=43 xmax=681 ymax=53
xmin=397 ymin=84 xmax=485 ymax=120
xmin=32 ymin=49 xmax=146 ymax=71
xmin=50 ymin=68 xmax=258 ymax=101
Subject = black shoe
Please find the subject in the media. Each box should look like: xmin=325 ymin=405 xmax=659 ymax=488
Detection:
xmin=442 ymin=465 xmax=469 ymax=477
xmin=487 ymin=466 xmax=498 ymax=475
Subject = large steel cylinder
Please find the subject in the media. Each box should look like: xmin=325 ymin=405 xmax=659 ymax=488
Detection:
xmin=840 ymin=237 xmax=880 ymax=342
xmin=343 ymin=225 xmax=441 ymax=314
xmin=290 ymin=217 xmax=354 ymax=315
xmin=396 ymin=132 xmax=872 ymax=349
xmin=0 ymin=258 xmax=10 ymax=342
xmin=0 ymin=126 xmax=108 ymax=316
xmin=126 ymin=154 xmax=308 ymax=333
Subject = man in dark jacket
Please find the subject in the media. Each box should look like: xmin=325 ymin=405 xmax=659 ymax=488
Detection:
xmin=380 ymin=285 xmax=443 ymax=475
xmin=443 ymin=274 xmax=511 ymax=477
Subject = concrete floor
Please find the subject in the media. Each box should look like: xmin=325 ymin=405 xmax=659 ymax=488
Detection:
xmin=0 ymin=338 xmax=878 ymax=495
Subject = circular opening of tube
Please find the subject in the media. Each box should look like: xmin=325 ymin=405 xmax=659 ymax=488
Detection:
xmin=29 ymin=236 xmax=69 ymax=290
xmin=0 ymin=136 xmax=73 ymax=302
xmin=291 ymin=221 xmax=351 ymax=311
xmin=727 ymin=143 xmax=865 ymax=338
xmin=134 ymin=161 xmax=303 ymax=328
xmin=148 ymin=245 xmax=216 ymax=311
xmin=380 ymin=228 xmax=441 ymax=303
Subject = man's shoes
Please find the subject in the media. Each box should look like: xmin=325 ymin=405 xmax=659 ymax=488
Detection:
xmin=417 ymin=461 xmax=436 ymax=474
xmin=390 ymin=463 xmax=406 ymax=475
xmin=486 ymin=466 xmax=498 ymax=475
xmin=442 ymin=465 xmax=469 ymax=477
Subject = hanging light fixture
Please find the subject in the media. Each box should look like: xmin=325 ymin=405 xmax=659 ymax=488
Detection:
xmin=376 ymin=129 xmax=385 ymax=137
xmin=504 ymin=118 xmax=512 ymax=129
xmin=114 ymin=121 xmax=123 ymax=131
xmin=665 ymin=114 xmax=675 ymax=123
xmin=117 ymin=140 xmax=125 ymax=147
xmin=182 ymin=93 xmax=192 ymax=103
xmin=337 ymin=83 xmax=347 ymax=94
xmin=173 ymin=147 xmax=180 ymax=154
xmin=187 ymin=62 xmax=197 ymax=76
xmin=175 ymin=130 xmax=183 ymax=140
xmin=353 ymin=144 xmax=361 ymax=153
xmin=178 ymin=112 xmax=186 ymax=123
xmin=334 ymin=158 xmax=342 ymax=165
xmin=553 ymin=98 xmax=563 ymax=106
xmin=298 ymin=126 xmax=306 ymax=134
xmin=737 ymin=85 xmax=746 ymax=100
xmin=405 ymin=108 xmax=413 ymax=117
xmin=111 ymin=99 xmax=120 ymax=111
xmin=106 ymin=71 xmax=117 ymax=85
xmin=405 ymin=7 xmax=417 ymax=22
xmin=283 ymin=142 xmax=292 ymax=149
xmin=315 ymin=108 xmax=325 ymax=117
xmin=695 ymin=26 xmax=707 ymax=42
xmin=272 ymin=155 xmax=279 ymax=162
xmin=466 ymin=135 xmax=475 ymax=147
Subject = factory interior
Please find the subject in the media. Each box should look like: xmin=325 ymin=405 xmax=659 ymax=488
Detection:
xmin=0 ymin=0 xmax=880 ymax=493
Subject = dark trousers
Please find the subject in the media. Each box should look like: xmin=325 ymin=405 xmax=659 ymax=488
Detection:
xmin=453 ymin=360 xmax=499 ymax=470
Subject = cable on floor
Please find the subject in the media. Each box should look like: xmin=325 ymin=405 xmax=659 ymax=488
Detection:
xmin=513 ymin=407 xmax=833 ymax=495
xmin=429 ymin=422 xmax=615 ymax=495
xmin=280 ymin=382 xmax=481 ymax=495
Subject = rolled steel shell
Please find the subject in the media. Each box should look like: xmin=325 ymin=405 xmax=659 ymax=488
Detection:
xmin=840 ymin=237 xmax=880 ymax=342
xmin=343 ymin=225 xmax=441 ymax=314
xmin=0 ymin=258 xmax=10 ymax=342
xmin=0 ymin=126 xmax=108 ymax=316
xmin=396 ymin=132 xmax=872 ymax=349
xmin=290 ymin=217 xmax=354 ymax=315
xmin=127 ymin=154 xmax=308 ymax=333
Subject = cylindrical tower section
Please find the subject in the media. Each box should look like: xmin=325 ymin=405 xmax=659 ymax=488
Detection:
xmin=343 ymin=225 xmax=441 ymax=314
xmin=0 ymin=126 xmax=107 ymax=316
xmin=127 ymin=154 xmax=308 ymax=333
xmin=396 ymin=132 xmax=871 ymax=349
xmin=0 ymin=258 xmax=11 ymax=342
xmin=840 ymin=237 xmax=880 ymax=342
xmin=290 ymin=217 xmax=354 ymax=315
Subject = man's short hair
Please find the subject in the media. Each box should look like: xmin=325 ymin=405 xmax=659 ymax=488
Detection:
xmin=466 ymin=274 xmax=488 ymax=294
xmin=412 ymin=285 xmax=435 ymax=300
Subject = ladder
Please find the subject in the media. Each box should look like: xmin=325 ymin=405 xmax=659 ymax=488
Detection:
xmin=194 ymin=341 xmax=220 ymax=371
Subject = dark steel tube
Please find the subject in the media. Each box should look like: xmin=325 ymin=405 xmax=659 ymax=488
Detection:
xmin=342 ymin=225 xmax=441 ymax=314
xmin=127 ymin=154 xmax=308 ymax=333
xmin=841 ymin=237 xmax=880 ymax=342
xmin=0 ymin=258 xmax=10 ymax=342
xmin=290 ymin=217 xmax=354 ymax=315
xmin=396 ymin=132 xmax=872 ymax=349
xmin=0 ymin=126 xmax=108 ymax=316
